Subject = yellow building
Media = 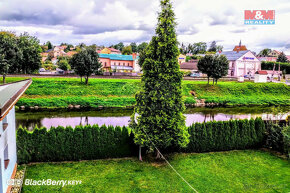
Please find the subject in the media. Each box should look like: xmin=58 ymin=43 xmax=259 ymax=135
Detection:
xmin=178 ymin=54 xmax=186 ymax=64
xmin=101 ymin=48 xmax=111 ymax=54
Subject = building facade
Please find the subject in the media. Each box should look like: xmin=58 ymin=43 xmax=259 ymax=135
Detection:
xmin=99 ymin=53 xmax=139 ymax=73
xmin=219 ymin=50 xmax=261 ymax=77
xmin=0 ymin=79 xmax=32 ymax=193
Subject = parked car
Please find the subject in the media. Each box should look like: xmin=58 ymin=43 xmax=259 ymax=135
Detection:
xmin=191 ymin=73 xmax=200 ymax=77
xmin=244 ymin=74 xmax=253 ymax=79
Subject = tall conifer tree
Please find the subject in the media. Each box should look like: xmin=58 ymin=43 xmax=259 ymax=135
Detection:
xmin=130 ymin=0 xmax=189 ymax=159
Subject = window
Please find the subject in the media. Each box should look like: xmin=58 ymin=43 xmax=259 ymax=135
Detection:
xmin=123 ymin=63 xmax=125 ymax=66
xmin=114 ymin=62 xmax=116 ymax=65
xmin=127 ymin=63 xmax=129 ymax=66
xmin=119 ymin=63 xmax=120 ymax=66
xmin=105 ymin=62 xmax=107 ymax=66
xmin=4 ymin=145 xmax=9 ymax=169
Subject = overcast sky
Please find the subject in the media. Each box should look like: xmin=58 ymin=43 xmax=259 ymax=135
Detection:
xmin=0 ymin=0 xmax=290 ymax=54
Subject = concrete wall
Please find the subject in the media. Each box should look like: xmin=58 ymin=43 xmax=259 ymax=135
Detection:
xmin=0 ymin=107 xmax=17 ymax=193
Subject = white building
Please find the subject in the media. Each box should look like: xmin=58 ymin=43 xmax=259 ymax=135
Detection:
xmin=218 ymin=50 xmax=261 ymax=77
xmin=0 ymin=79 xmax=32 ymax=193
xmin=254 ymin=71 xmax=268 ymax=83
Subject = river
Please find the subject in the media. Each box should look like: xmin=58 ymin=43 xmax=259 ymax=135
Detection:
xmin=16 ymin=106 xmax=290 ymax=130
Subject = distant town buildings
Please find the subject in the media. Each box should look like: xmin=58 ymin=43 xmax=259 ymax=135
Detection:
xmin=99 ymin=53 xmax=140 ymax=73
xmin=99 ymin=48 xmax=121 ymax=55
xmin=218 ymin=50 xmax=261 ymax=77
xmin=233 ymin=40 xmax=248 ymax=52
xmin=178 ymin=54 xmax=186 ymax=64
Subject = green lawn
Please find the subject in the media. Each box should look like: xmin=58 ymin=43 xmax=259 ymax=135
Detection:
xmin=3 ymin=77 xmax=290 ymax=108
xmin=22 ymin=150 xmax=289 ymax=193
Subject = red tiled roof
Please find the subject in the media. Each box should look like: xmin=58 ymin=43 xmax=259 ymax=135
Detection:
xmin=233 ymin=46 xmax=247 ymax=51
xmin=256 ymin=70 xmax=268 ymax=75
xmin=108 ymin=48 xmax=121 ymax=52
xmin=180 ymin=61 xmax=198 ymax=70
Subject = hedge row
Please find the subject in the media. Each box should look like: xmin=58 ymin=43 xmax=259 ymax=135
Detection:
xmin=17 ymin=125 xmax=136 ymax=164
xmin=186 ymin=118 xmax=265 ymax=152
xmin=17 ymin=118 xmax=266 ymax=164
xmin=261 ymin=61 xmax=290 ymax=74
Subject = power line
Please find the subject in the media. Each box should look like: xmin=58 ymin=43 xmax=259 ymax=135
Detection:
xmin=141 ymin=128 xmax=199 ymax=193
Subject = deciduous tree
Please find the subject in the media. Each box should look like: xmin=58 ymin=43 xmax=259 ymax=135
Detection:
xmin=137 ymin=42 xmax=148 ymax=53
xmin=70 ymin=47 xmax=102 ymax=84
xmin=122 ymin=46 xmax=133 ymax=55
xmin=18 ymin=32 xmax=42 ymax=74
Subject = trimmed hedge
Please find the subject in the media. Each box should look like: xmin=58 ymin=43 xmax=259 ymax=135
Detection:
xmin=17 ymin=125 xmax=136 ymax=164
xmin=186 ymin=118 xmax=265 ymax=152
xmin=261 ymin=61 xmax=290 ymax=74
xmin=17 ymin=118 xmax=266 ymax=164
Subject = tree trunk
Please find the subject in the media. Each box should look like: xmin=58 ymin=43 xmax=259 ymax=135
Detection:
xmin=80 ymin=76 xmax=83 ymax=82
xmin=85 ymin=76 xmax=89 ymax=85
xmin=215 ymin=79 xmax=218 ymax=84
xmin=139 ymin=146 xmax=142 ymax=161
xmin=2 ymin=74 xmax=6 ymax=84
xmin=207 ymin=76 xmax=209 ymax=84
xmin=212 ymin=78 xmax=215 ymax=85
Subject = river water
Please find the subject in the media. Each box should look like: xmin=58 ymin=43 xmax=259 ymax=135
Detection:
xmin=16 ymin=106 xmax=290 ymax=130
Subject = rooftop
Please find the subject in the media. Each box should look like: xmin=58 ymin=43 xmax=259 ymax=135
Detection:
xmin=99 ymin=53 xmax=134 ymax=61
xmin=180 ymin=61 xmax=198 ymax=70
xmin=0 ymin=79 xmax=32 ymax=120
xmin=218 ymin=50 xmax=249 ymax=61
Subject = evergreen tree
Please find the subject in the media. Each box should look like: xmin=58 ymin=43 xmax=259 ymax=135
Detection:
xmin=46 ymin=41 xmax=53 ymax=50
xmin=130 ymin=0 xmax=189 ymax=159
xmin=208 ymin=41 xmax=217 ymax=52
xmin=277 ymin=52 xmax=288 ymax=63
xmin=130 ymin=42 xmax=138 ymax=53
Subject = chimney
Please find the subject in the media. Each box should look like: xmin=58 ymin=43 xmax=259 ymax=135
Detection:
xmin=237 ymin=48 xmax=240 ymax=53
xmin=132 ymin=53 xmax=137 ymax=59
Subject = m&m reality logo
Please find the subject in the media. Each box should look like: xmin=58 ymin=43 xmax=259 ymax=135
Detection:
xmin=244 ymin=10 xmax=275 ymax=25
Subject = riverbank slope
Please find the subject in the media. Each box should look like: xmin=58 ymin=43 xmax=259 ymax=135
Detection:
xmin=3 ymin=77 xmax=290 ymax=108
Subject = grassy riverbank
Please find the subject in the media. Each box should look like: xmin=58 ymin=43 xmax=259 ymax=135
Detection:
xmin=22 ymin=150 xmax=290 ymax=193
xmin=3 ymin=77 xmax=290 ymax=108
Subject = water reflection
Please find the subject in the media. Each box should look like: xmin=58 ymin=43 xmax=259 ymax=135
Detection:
xmin=16 ymin=107 xmax=289 ymax=131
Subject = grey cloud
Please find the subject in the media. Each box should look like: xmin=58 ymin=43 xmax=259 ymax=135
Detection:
xmin=230 ymin=29 xmax=246 ymax=33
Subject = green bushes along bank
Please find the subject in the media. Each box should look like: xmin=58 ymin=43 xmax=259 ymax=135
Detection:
xmin=5 ymin=77 xmax=290 ymax=108
xmin=17 ymin=118 xmax=290 ymax=164
xmin=261 ymin=61 xmax=290 ymax=74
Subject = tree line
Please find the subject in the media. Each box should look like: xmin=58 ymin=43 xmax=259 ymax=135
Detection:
xmin=0 ymin=31 xmax=42 ymax=83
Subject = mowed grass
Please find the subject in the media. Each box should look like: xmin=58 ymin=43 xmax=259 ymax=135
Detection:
xmin=3 ymin=77 xmax=290 ymax=108
xmin=22 ymin=150 xmax=289 ymax=193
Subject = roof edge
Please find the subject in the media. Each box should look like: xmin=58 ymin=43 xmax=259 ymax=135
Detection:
xmin=0 ymin=79 xmax=32 ymax=121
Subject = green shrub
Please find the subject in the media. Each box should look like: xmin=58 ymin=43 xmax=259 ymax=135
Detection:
xmin=185 ymin=118 xmax=266 ymax=152
xmin=17 ymin=125 xmax=136 ymax=164
xmin=264 ymin=123 xmax=284 ymax=152
xmin=282 ymin=126 xmax=290 ymax=158
xmin=17 ymin=118 xmax=272 ymax=163
xmin=261 ymin=61 xmax=290 ymax=74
